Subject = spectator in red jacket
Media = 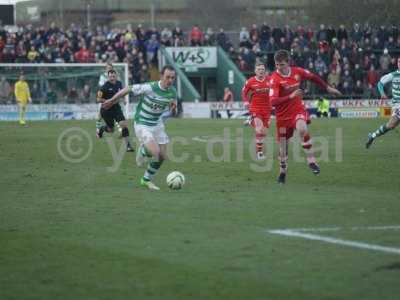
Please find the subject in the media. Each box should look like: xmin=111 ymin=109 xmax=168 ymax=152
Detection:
xmin=190 ymin=25 xmax=204 ymax=46
xmin=74 ymin=45 xmax=93 ymax=63
xmin=367 ymin=65 xmax=379 ymax=87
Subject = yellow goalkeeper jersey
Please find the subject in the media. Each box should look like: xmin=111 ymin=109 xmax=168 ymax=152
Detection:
xmin=15 ymin=80 xmax=31 ymax=104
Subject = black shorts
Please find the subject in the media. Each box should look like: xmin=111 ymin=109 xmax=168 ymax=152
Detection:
xmin=100 ymin=105 xmax=125 ymax=129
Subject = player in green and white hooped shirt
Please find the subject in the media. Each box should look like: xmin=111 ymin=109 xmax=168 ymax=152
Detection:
xmin=106 ymin=65 xmax=177 ymax=190
xmin=366 ymin=57 xmax=400 ymax=148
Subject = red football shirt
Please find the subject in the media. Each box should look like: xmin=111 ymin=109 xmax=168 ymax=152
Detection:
xmin=241 ymin=75 xmax=271 ymax=113
xmin=269 ymin=67 xmax=328 ymax=120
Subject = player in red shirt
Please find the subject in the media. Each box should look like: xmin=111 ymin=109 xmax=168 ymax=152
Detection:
xmin=269 ymin=50 xmax=341 ymax=184
xmin=241 ymin=62 xmax=272 ymax=160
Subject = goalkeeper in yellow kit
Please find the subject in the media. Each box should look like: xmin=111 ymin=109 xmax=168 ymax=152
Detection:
xmin=14 ymin=74 xmax=32 ymax=125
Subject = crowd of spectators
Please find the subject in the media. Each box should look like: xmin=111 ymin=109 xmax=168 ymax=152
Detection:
xmin=0 ymin=22 xmax=399 ymax=103
xmin=0 ymin=22 xmax=170 ymax=83
xmin=0 ymin=22 xmax=179 ymax=103
xmin=233 ymin=23 xmax=400 ymax=98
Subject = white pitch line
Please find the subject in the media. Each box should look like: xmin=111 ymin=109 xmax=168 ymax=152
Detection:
xmin=272 ymin=225 xmax=400 ymax=233
xmin=192 ymin=136 xmax=209 ymax=143
xmin=192 ymin=136 xmax=239 ymax=143
xmin=268 ymin=229 xmax=400 ymax=255
xmin=278 ymin=227 xmax=341 ymax=232
xmin=354 ymin=225 xmax=400 ymax=231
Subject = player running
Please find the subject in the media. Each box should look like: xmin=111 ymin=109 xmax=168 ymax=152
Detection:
xmin=366 ymin=57 xmax=400 ymax=148
xmin=104 ymin=65 xmax=177 ymax=190
xmin=242 ymin=62 xmax=272 ymax=160
xmin=96 ymin=69 xmax=134 ymax=152
xmin=269 ymin=50 xmax=341 ymax=184
xmin=96 ymin=62 xmax=113 ymax=135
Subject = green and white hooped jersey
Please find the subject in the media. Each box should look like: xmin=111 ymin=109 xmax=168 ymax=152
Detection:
xmin=98 ymin=72 xmax=108 ymax=87
xmin=379 ymin=70 xmax=400 ymax=104
xmin=132 ymin=81 xmax=177 ymax=126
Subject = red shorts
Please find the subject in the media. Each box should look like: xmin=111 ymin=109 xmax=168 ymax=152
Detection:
xmin=276 ymin=111 xmax=311 ymax=140
xmin=250 ymin=110 xmax=271 ymax=128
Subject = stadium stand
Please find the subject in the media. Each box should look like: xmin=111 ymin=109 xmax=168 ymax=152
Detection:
xmin=0 ymin=22 xmax=399 ymax=103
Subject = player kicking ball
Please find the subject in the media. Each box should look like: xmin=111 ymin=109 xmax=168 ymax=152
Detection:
xmin=242 ymin=62 xmax=272 ymax=160
xmin=269 ymin=50 xmax=341 ymax=184
xmin=366 ymin=57 xmax=400 ymax=148
xmin=97 ymin=69 xmax=134 ymax=152
xmin=104 ymin=65 xmax=177 ymax=190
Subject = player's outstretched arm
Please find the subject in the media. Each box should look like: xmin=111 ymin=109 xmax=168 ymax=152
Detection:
xmin=299 ymin=68 xmax=329 ymax=89
xmin=377 ymin=73 xmax=393 ymax=99
xmin=299 ymin=67 xmax=342 ymax=97
xmin=326 ymin=86 xmax=342 ymax=96
xmin=378 ymin=82 xmax=388 ymax=99
xmin=102 ymin=86 xmax=130 ymax=109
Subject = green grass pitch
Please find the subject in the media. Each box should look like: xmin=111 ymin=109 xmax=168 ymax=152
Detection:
xmin=1 ymin=118 xmax=399 ymax=300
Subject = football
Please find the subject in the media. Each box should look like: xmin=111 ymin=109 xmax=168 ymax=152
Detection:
xmin=166 ymin=171 xmax=185 ymax=190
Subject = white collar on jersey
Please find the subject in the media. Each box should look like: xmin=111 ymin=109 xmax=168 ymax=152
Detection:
xmin=158 ymin=81 xmax=169 ymax=91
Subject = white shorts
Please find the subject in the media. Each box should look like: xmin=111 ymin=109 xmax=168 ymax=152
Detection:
xmin=391 ymin=103 xmax=400 ymax=118
xmin=134 ymin=123 xmax=169 ymax=145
